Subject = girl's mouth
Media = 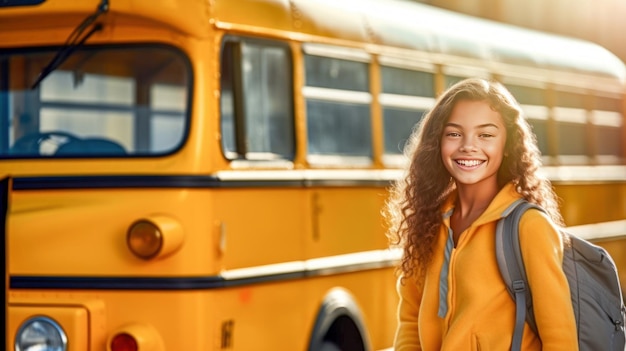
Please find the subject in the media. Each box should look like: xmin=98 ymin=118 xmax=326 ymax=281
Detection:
xmin=455 ymin=159 xmax=485 ymax=167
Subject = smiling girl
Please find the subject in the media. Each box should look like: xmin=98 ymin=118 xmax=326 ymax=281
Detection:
xmin=385 ymin=78 xmax=578 ymax=350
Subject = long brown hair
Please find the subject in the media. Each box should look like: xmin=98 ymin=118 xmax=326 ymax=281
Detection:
xmin=384 ymin=78 xmax=563 ymax=281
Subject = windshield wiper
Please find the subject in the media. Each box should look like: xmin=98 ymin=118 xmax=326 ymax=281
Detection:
xmin=31 ymin=0 xmax=109 ymax=90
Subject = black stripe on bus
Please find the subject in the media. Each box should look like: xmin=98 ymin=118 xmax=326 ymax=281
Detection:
xmin=12 ymin=175 xmax=390 ymax=190
xmin=0 ymin=0 xmax=46 ymax=8
xmin=10 ymin=259 xmax=396 ymax=290
xmin=14 ymin=175 xmax=222 ymax=189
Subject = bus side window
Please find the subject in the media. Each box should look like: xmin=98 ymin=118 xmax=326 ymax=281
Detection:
xmin=380 ymin=65 xmax=435 ymax=166
xmin=444 ymin=74 xmax=466 ymax=89
xmin=554 ymin=89 xmax=588 ymax=163
xmin=505 ymin=84 xmax=550 ymax=159
xmin=303 ymin=48 xmax=372 ymax=165
xmin=592 ymin=94 xmax=623 ymax=164
xmin=220 ymin=38 xmax=295 ymax=161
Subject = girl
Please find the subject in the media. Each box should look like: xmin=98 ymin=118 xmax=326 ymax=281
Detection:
xmin=385 ymin=78 xmax=578 ymax=350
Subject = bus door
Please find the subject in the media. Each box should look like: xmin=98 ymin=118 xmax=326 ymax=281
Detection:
xmin=216 ymin=35 xmax=309 ymax=349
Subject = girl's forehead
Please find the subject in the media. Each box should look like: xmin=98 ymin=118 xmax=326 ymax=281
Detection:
xmin=446 ymin=100 xmax=504 ymax=127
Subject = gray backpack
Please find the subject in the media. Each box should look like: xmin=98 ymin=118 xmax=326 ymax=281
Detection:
xmin=495 ymin=199 xmax=626 ymax=351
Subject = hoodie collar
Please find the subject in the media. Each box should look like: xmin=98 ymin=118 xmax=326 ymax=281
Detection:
xmin=441 ymin=182 xmax=523 ymax=225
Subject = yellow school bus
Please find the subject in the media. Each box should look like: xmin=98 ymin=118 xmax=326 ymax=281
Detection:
xmin=1 ymin=0 xmax=625 ymax=350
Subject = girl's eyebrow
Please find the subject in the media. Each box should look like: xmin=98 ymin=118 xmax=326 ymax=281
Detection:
xmin=477 ymin=123 xmax=500 ymax=129
xmin=444 ymin=122 xmax=500 ymax=129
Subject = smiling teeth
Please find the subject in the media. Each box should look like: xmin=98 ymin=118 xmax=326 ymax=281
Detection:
xmin=457 ymin=160 xmax=483 ymax=167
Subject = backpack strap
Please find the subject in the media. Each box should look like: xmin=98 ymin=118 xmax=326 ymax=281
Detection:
xmin=495 ymin=199 xmax=540 ymax=351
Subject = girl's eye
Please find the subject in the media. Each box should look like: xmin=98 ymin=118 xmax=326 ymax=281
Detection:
xmin=446 ymin=132 xmax=461 ymax=137
xmin=479 ymin=133 xmax=494 ymax=138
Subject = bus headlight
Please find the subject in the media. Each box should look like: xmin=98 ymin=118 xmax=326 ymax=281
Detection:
xmin=127 ymin=215 xmax=184 ymax=260
xmin=15 ymin=316 xmax=68 ymax=351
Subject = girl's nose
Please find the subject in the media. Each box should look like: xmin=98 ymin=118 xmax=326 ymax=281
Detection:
xmin=459 ymin=141 xmax=477 ymax=152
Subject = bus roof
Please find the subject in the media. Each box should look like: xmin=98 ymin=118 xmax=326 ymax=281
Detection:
xmin=214 ymin=0 xmax=626 ymax=82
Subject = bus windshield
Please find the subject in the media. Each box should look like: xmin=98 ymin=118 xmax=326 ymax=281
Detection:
xmin=0 ymin=45 xmax=191 ymax=158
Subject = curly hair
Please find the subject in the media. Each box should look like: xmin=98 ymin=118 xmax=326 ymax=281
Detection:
xmin=384 ymin=78 xmax=564 ymax=281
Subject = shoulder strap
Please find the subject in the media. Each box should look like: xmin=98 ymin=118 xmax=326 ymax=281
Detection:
xmin=495 ymin=199 xmax=541 ymax=351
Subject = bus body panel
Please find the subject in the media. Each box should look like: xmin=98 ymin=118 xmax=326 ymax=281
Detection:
xmin=2 ymin=0 xmax=626 ymax=350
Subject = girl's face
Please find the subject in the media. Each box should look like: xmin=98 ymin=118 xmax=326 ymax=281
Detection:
xmin=440 ymin=99 xmax=507 ymax=189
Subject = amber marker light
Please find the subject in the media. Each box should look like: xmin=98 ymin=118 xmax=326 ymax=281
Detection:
xmin=126 ymin=215 xmax=184 ymax=260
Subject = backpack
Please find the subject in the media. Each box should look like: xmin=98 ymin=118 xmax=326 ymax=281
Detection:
xmin=495 ymin=199 xmax=626 ymax=351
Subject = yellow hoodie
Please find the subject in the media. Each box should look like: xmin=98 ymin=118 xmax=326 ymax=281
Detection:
xmin=394 ymin=183 xmax=578 ymax=350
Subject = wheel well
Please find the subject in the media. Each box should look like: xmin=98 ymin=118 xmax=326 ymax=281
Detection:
xmin=323 ymin=314 xmax=366 ymax=351
xmin=308 ymin=287 xmax=371 ymax=351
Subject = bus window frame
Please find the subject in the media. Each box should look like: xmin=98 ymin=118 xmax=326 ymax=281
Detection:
xmin=378 ymin=57 xmax=437 ymax=167
xmin=301 ymin=44 xmax=374 ymax=167
xmin=219 ymin=35 xmax=296 ymax=164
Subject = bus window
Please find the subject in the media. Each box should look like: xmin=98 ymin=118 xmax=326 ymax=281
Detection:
xmin=303 ymin=49 xmax=372 ymax=165
xmin=2 ymin=46 xmax=190 ymax=158
xmin=380 ymin=65 xmax=435 ymax=163
xmin=554 ymin=89 xmax=588 ymax=163
xmin=443 ymin=65 xmax=490 ymax=91
xmin=592 ymin=95 xmax=623 ymax=163
xmin=444 ymin=75 xmax=466 ymax=88
xmin=505 ymin=84 xmax=550 ymax=157
xmin=220 ymin=37 xmax=294 ymax=161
